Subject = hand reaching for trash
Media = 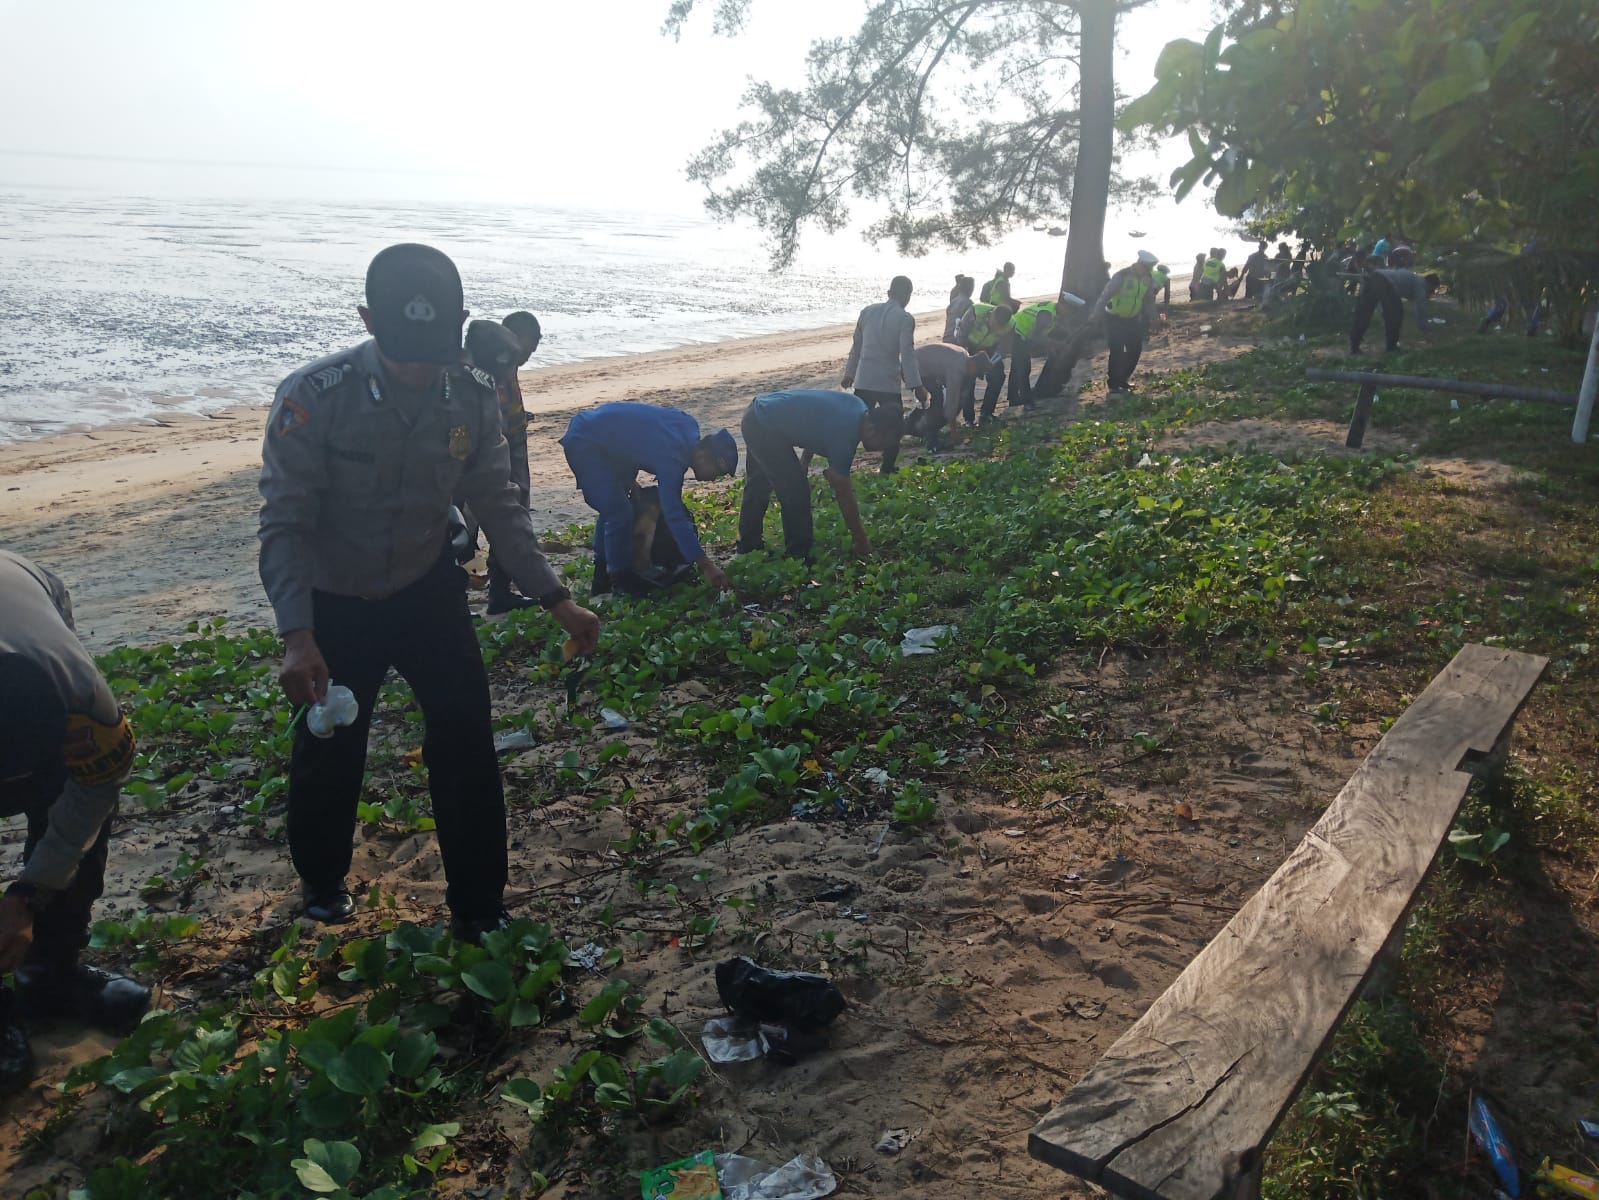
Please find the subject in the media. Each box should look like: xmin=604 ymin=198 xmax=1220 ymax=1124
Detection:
xmin=551 ymin=599 xmax=600 ymax=656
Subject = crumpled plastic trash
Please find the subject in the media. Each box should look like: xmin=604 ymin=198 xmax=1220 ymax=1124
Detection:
xmin=875 ymin=1129 xmax=912 ymax=1155
xmin=599 ymin=707 xmax=629 ymax=730
xmin=568 ymin=941 xmax=606 ymax=971
xmin=900 ymin=625 xmax=955 ymax=657
xmin=1136 ymin=452 xmax=1154 ymax=468
xmin=493 ymin=728 xmax=537 ymax=753
xmin=306 ymin=685 xmax=359 ymax=738
xmin=715 ymin=1153 xmax=836 ymax=1200
xmin=861 ymin=767 xmax=891 ymax=788
xmin=701 ymin=1015 xmax=764 ymax=1063
xmin=716 ymin=957 xmax=846 ymax=1029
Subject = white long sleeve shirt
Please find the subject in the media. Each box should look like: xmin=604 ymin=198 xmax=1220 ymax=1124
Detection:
xmin=843 ymin=300 xmax=923 ymax=393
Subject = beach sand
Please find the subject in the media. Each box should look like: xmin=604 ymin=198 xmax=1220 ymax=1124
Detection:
xmin=0 ymin=300 xmax=1237 ymax=650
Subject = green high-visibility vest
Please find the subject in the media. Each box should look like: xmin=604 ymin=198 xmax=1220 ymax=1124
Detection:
xmin=1202 ymin=257 xmax=1225 ymax=285
xmin=1012 ymin=301 xmax=1056 ymax=341
xmin=1106 ymin=273 xmax=1151 ymax=319
xmin=965 ymin=302 xmax=1011 ymax=349
xmin=1151 ymin=267 xmax=1170 ymax=291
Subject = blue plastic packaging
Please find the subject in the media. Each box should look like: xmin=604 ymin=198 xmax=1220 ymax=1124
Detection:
xmin=1468 ymin=1095 xmax=1520 ymax=1198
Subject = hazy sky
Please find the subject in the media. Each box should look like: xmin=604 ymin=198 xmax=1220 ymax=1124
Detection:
xmin=0 ymin=0 xmax=1222 ymax=240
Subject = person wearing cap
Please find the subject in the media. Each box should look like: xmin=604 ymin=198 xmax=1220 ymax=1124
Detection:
xmin=840 ymin=276 xmax=927 ymax=475
xmin=258 ymin=243 xmax=601 ymax=940
xmin=557 ymin=402 xmax=738 ymax=595
xmin=737 ymin=389 xmax=900 ymax=561
xmin=1091 ymin=251 xmax=1161 ymax=395
xmin=0 ymin=551 xmax=151 ymax=1091
xmin=910 ymin=342 xmax=989 ymax=449
xmin=463 ymin=319 xmax=539 ymax=614
xmin=1151 ymin=264 xmax=1172 ymax=306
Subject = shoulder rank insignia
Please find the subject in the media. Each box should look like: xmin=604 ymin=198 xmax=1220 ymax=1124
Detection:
xmin=466 ymin=365 xmax=496 ymax=392
xmin=448 ymin=425 xmax=472 ymax=461
xmin=308 ymin=362 xmax=353 ymax=394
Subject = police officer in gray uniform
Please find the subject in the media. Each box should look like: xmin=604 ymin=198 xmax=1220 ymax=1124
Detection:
xmin=258 ymin=243 xmax=601 ymax=938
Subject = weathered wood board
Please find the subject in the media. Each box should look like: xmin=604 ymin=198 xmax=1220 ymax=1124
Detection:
xmin=1029 ymin=644 xmax=1547 ymax=1200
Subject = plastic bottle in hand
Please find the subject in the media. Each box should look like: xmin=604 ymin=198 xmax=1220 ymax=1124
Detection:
xmin=306 ymin=684 xmax=359 ymax=738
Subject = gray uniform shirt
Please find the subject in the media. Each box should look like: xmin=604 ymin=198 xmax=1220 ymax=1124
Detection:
xmin=1376 ymin=269 xmax=1431 ymax=331
xmin=843 ymin=300 xmax=923 ymax=393
xmin=0 ymin=552 xmax=128 ymax=890
xmin=258 ymin=340 xmax=563 ymax=634
xmin=914 ymin=342 xmax=972 ymax=424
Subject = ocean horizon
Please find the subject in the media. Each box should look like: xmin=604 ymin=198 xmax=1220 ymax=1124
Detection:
xmin=0 ymin=177 xmax=1234 ymax=444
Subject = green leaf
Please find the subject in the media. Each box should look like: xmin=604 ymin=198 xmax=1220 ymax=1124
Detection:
xmin=306 ymin=1139 xmax=361 ymax=1187
xmin=461 ymin=960 xmax=513 ymax=1002
xmin=1491 ymin=12 xmax=1538 ymax=74
xmin=325 ymin=1042 xmax=389 ymax=1095
xmin=409 ymin=1122 xmax=460 ymax=1152
xmin=391 ymin=1030 xmax=438 ymax=1079
xmin=579 ymin=978 xmax=632 ymax=1026
xmin=291 ymin=1160 xmax=340 ymax=1194
xmin=1410 ymin=72 xmax=1484 ymax=121
xmin=501 ymin=1077 xmax=545 ymax=1115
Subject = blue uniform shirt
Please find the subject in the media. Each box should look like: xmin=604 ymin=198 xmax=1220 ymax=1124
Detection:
xmin=750 ymin=390 xmax=865 ymax=475
xmin=560 ymin=402 xmax=705 ymax=571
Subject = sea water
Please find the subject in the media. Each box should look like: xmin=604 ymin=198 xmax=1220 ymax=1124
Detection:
xmin=0 ymin=188 xmax=1079 ymax=443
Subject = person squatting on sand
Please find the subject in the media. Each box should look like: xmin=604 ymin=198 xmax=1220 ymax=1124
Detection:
xmin=0 ymin=551 xmax=151 ymax=1092
xmin=257 ymin=243 xmax=599 ymax=938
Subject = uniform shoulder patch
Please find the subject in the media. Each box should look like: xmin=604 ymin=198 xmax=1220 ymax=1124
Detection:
xmin=464 ymin=365 xmax=496 ymax=392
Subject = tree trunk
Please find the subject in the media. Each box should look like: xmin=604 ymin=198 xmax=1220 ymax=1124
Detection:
xmin=1061 ymin=0 xmax=1116 ymax=303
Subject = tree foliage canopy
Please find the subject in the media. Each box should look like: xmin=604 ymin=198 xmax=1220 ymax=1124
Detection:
xmin=666 ymin=0 xmax=1155 ymax=281
xmin=1121 ymin=0 xmax=1599 ymax=250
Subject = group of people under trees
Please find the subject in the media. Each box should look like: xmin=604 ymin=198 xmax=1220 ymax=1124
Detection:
xmin=1189 ymin=230 xmax=1441 ymax=357
xmin=0 ymin=238 xmax=1182 ymax=1088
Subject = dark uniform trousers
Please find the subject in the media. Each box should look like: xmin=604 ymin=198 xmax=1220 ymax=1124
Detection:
xmin=1104 ymin=313 xmax=1146 ymax=391
xmin=1350 ymin=271 xmax=1404 ymax=353
xmin=738 ymin=403 xmax=817 ymax=560
xmin=853 ymin=389 xmax=901 ymax=473
xmin=288 ymin=554 xmax=505 ymax=921
xmin=1 ymin=771 xmax=112 ymax=973
xmin=959 ymin=346 xmax=1009 ymax=424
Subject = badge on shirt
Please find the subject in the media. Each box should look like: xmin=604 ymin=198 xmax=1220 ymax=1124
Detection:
xmin=448 ymin=425 xmax=471 ymax=460
xmin=64 ymin=713 xmax=137 ymax=787
xmin=276 ymin=397 xmax=311 ymax=437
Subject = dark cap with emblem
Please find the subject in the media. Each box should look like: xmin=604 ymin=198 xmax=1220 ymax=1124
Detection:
xmin=365 ymin=243 xmax=465 ymax=365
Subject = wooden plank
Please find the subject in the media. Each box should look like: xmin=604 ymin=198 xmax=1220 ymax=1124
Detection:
xmin=1029 ymin=645 xmax=1546 ymax=1200
xmin=1346 ymin=381 xmax=1376 ymax=449
xmin=1305 ymin=368 xmax=1578 ymax=407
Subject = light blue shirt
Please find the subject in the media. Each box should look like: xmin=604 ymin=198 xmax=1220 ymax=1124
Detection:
xmin=751 ymin=390 xmax=865 ymax=475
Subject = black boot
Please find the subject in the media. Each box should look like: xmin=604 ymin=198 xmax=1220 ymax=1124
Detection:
xmin=485 ymin=559 xmax=538 ymax=616
xmin=449 ymin=908 xmax=511 ymax=946
xmin=14 ymin=963 xmax=151 ymax=1036
xmin=302 ymin=881 xmax=356 ymax=925
xmin=590 ymin=557 xmax=612 ymax=596
xmin=0 ymin=989 xmax=34 ymax=1092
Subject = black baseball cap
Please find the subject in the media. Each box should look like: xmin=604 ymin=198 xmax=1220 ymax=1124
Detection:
xmin=364 ymin=243 xmax=465 ymax=365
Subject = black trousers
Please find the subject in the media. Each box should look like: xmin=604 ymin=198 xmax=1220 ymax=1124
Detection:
xmin=854 ymin=389 xmax=901 ymax=473
xmin=1 ymin=798 xmax=112 ymax=973
xmin=1104 ymin=314 xmax=1146 ymax=390
xmin=959 ymin=352 xmax=1008 ymax=423
xmin=1007 ymin=338 xmax=1047 ymax=408
xmin=1351 ymin=272 xmax=1403 ymax=352
xmin=287 ymin=555 xmax=505 ymax=922
xmin=738 ymin=403 xmax=816 ymax=559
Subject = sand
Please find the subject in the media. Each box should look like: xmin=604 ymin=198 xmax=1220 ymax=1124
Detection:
xmin=2 ymin=302 xmax=1374 ymax=1199
xmin=0 ymin=316 xmax=876 ymax=649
